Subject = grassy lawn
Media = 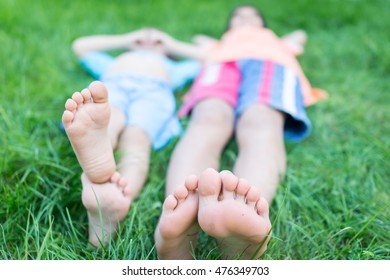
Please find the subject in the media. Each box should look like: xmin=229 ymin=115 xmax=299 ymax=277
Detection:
xmin=0 ymin=0 xmax=389 ymax=260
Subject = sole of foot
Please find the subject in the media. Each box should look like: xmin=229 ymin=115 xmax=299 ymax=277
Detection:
xmin=197 ymin=168 xmax=272 ymax=259
xmin=81 ymin=172 xmax=131 ymax=247
xmin=62 ymin=81 xmax=116 ymax=183
xmin=155 ymin=175 xmax=200 ymax=259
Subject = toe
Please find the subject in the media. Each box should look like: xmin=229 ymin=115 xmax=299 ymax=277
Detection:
xmin=174 ymin=185 xmax=189 ymax=203
xmin=198 ymin=168 xmax=221 ymax=199
xmin=109 ymin=172 xmax=121 ymax=184
xmin=220 ymin=170 xmax=238 ymax=200
xmin=65 ymin=98 xmax=77 ymax=111
xmin=163 ymin=195 xmax=178 ymax=212
xmin=236 ymin=178 xmax=250 ymax=202
xmin=256 ymin=197 xmax=269 ymax=217
xmin=184 ymin=175 xmax=198 ymax=191
xmin=72 ymin=92 xmax=84 ymax=104
xmin=246 ymin=187 xmax=261 ymax=209
xmin=62 ymin=110 xmax=74 ymax=126
xmin=118 ymin=177 xmax=128 ymax=189
xmin=89 ymin=81 xmax=108 ymax=103
xmin=81 ymin=88 xmax=92 ymax=103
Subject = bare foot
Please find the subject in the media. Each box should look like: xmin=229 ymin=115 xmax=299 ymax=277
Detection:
xmin=81 ymin=172 xmax=131 ymax=246
xmin=197 ymin=168 xmax=272 ymax=259
xmin=62 ymin=81 xmax=116 ymax=183
xmin=154 ymin=175 xmax=200 ymax=259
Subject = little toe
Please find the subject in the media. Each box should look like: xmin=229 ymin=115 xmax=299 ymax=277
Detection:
xmin=220 ymin=170 xmax=238 ymax=200
xmin=256 ymin=197 xmax=269 ymax=217
xmin=62 ymin=110 xmax=74 ymax=126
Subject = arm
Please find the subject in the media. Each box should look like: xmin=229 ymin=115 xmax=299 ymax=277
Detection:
xmin=146 ymin=29 xmax=208 ymax=61
xmin=281 ymin=29 xmax=307 ymax=55
xmin=192 ymin=34 xmax=218 ymax=48
xmin=165 ymin=39 xmax=208 ymax=62
xmin=72 ymin=30 xmax=145 ymax=58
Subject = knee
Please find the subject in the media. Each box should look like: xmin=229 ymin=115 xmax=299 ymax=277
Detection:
xmin=237 ymin=105 xmax=285 ymax=139
xmin=191 ymin=100 xmax=234 ymax=133
xmin=192 ymin=110 xmax=229 ymax=129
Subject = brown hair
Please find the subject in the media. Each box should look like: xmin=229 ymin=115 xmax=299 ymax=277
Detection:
xmin=225 ymin=4 xmax=268 ymax=31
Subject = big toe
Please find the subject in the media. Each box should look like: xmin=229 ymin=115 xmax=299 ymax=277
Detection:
xmin=198 ymin=168 xmax=221 ymax=201
xmin=88 ymin=81 xmax=109 ymax=103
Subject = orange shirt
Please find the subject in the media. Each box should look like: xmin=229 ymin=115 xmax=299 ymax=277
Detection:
xmin=208 ymin=26 xmax=328 ymax=106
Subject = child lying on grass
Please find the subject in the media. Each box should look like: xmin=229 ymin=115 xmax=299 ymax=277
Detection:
xmin=62 ymin=27 xmax=203 ymax=246
xmin=154 ymin=5 xmax=327 ymax=259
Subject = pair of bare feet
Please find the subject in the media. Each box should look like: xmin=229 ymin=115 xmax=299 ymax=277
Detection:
xmin=62 ymin=81 xmax=272 ymax=258
xmin=62 ymin=81 xmax=131 ymax=246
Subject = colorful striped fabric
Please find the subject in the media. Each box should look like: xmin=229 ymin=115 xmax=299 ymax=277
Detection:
xmin=178 ymin=59 xmax=311 ymax=141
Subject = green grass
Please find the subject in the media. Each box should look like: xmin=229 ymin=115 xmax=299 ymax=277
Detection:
xmin=0 ymin=0 xmax=389 ymax=260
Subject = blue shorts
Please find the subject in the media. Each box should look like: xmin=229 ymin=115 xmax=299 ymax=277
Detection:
xmin=101 ymin=73 xmax=182 ymax=149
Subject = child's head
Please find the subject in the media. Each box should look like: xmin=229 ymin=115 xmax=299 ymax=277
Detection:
xmin=227 ymin=5 xmax=267 ymax=30
xmin=133 ymin=28 xmax=165 ymax=53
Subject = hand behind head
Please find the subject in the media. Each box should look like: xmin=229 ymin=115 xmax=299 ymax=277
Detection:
xmin=131 ymin=28 xmax=167 ymax=53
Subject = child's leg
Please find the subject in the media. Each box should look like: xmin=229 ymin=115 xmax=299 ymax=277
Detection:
xmin=115 ymin=126 xmax=151 ymax=198
xmin=108 ymin=106 xmax=126 ymax=149
xmin=166 ymin=99 xmax=234 ymax=194
xmin=155 ymin=99 xmax=235 ymax=259
xmin=233 ymin=103 xmax=286 ymax=202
